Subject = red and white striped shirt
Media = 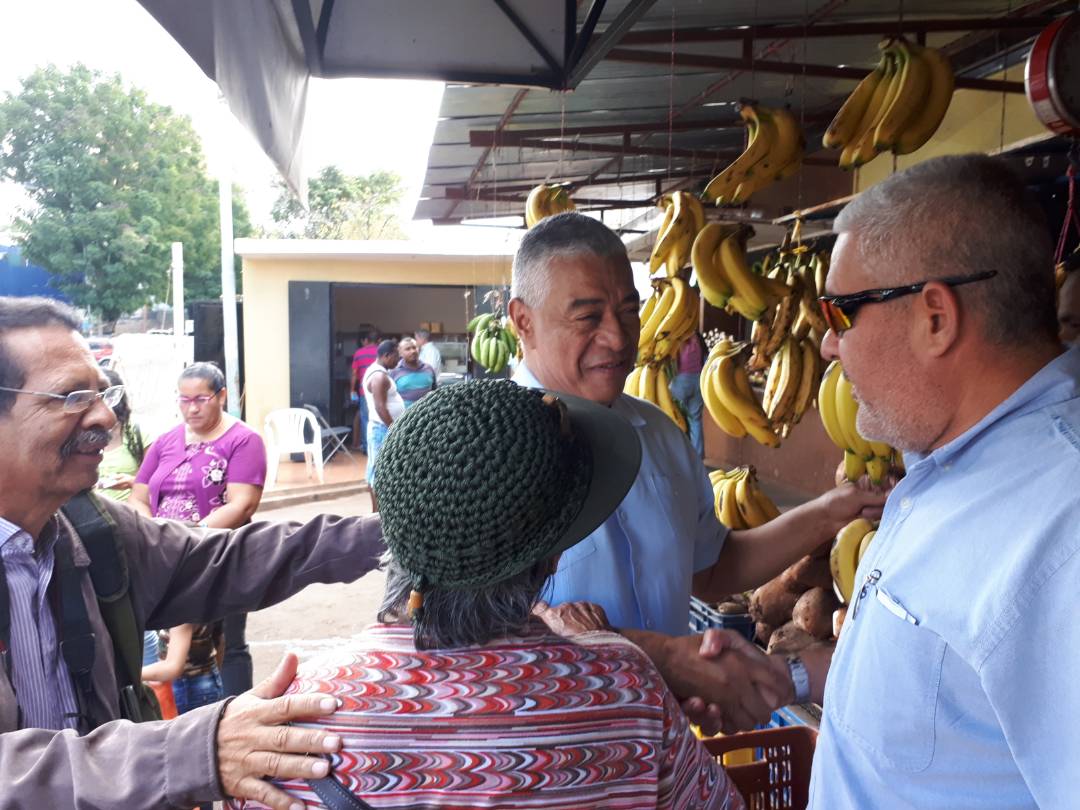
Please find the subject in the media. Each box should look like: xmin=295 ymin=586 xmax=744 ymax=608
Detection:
xmin=233 ymin=622 xmax=743 ymax=810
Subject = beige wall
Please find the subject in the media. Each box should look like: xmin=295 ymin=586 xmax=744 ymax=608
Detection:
xmin=241 ymin=254 xmax=512 ymax=432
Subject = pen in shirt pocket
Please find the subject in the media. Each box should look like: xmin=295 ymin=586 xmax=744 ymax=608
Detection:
xmin=851 ymin=569 xmax=920 ymax=625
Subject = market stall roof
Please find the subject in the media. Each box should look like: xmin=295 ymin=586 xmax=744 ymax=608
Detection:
xmin=415 ymin=0 xmax=1071 ymax=230
xmin=137 ymin=0 xmax=587 ymax=198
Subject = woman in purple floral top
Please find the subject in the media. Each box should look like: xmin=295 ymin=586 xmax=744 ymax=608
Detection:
xmin=130 ymin=363 xmax=266 ymax=737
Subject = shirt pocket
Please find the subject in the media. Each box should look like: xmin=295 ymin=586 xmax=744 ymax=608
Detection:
xmin=827 ymin=589 xmax=946 ymax=773
xmin=555 ymin=535 xmax=598 ymax=570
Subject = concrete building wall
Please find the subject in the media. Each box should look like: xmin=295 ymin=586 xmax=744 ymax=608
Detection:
xmin=238 ymin=242 xmax=512 ymax=432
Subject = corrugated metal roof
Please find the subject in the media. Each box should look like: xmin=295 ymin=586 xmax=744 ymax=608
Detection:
xmin=416 ymin=0 xmax=1064 ymax=229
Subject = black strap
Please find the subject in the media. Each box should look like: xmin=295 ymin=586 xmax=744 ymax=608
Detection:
xmin=306 ymin=774 xmax=376 ymax=810
xmin=59 ymin=492 xmax=161 ymax=725
xmin=54 ymin=539 xmax=96 ymax=734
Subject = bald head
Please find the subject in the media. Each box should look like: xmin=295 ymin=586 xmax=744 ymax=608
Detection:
xmin=834 ymin=154 xmax=1058 ymax=347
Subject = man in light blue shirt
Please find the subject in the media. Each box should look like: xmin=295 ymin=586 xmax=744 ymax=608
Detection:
xmin=801 ymin=154 xmax=1078 ymax=808
xmin=505 ymin=214 xmax=884 ymax=701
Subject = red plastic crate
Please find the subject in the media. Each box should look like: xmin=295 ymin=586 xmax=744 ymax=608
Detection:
xmin=704 ymin=726 xmax=818 ymax=810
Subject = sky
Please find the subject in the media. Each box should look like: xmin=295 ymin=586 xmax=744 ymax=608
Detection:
xmin=0 ymin=0 xmax=522 ymax=251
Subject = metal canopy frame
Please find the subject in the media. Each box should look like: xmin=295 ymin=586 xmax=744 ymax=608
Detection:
xmin=418 ymin=0 xmax=1073 ymax=229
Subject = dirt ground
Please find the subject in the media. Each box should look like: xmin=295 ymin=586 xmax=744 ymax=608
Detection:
xmin=247 ymin=491 xmax=385 ymax=682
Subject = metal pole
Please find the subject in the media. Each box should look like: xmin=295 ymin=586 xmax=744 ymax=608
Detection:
xmin=218 ymin=167 xmax=241 ymax=417
xmin=171 ymin=242 xmax=184 ymax=339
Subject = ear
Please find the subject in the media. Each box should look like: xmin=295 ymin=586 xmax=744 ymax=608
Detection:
xmin=508 ymin=298 xmax=534 ymax=349
xmin=914 ymin=282 xmax=961 ymax=358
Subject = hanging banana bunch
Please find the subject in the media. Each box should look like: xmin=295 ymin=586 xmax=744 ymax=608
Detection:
xmin=694 ymin=224 xmax=792 ymax=321
xmin=703 ymin=102 xmax=805 ymax=205
xmin=636 ymin=276 xmax=700 ymax=364
xmin=467 ymin=312 xmax=518 ymax=375
xmin=625 ymin=361 xmax=688 ymax=433
xmin=650 ymin=190 xmax=706 ymax=276
xmin=524 ymin=183 xmax=576 ymax=228
xmin=699 ymin=337 xmax=779 ymax=448
xmin=628 ymin=275 xmax=699 ymax=433
xmin=817 ymin=361 xmax=899 ymax=485
xmin=709 ymin=465 xmax=782 ymax=530
xmin=823 ymin=37 xmax=955 ymax=168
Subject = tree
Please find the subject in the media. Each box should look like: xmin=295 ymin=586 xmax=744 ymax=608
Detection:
xmin=269 ymin=166 xmax=407 ymax=240
xmin=0 ymin=64 xmax=251 ymax=325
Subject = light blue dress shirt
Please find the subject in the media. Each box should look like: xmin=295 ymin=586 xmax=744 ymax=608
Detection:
xmin=512 ymin=364 xmax=728 ymax=636
xmin=810 ymin=346 xmax=1080 ymax=809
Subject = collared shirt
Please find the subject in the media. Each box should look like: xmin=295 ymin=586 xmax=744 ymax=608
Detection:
xmin=419 ymin=341 xmax=442 ymax=377
xmin=810 ymin=345 xmax=1080 ymax=810
xmin=0 ymin=516 xmax=80 ymax=730
xmin=513 ymin=364 xmax=727 ymax=636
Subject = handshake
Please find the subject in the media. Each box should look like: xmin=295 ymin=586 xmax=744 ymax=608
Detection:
xmin=536 ymin=601 xmax=802 ymax=735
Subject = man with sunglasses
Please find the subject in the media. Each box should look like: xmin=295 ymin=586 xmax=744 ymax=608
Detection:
xmin=0 ymin=296 xmax=385 ymax=809
xmin=794 ymin=155 xmax=1078 ymax=809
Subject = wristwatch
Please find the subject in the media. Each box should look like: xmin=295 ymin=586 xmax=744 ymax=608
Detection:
xmin=786 ymin=655 xmax=811 ymax=704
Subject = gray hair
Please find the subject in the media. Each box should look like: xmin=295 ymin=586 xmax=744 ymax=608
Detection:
xmin=0 ymin=297 xmax=82 ymax=415
xmin=178 ymin=361 xmax=226 ymax=393
xmin=834 ymin=153 xmax=1057 ymax=346
xmin=414 ymin=328 xmax=431 ymax=342
xmin=511 ymin=212 xmax=629 ymax=307
xmin=378 ymin=556 xmax=553 ymax=650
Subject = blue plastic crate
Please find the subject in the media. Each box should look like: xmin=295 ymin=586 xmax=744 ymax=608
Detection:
xmin=688 ymin=596 xmax=755 ymax=641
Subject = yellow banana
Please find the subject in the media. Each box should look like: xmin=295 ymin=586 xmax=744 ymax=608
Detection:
xmin=824 ymin=59 xmax=886 ymax=149
xmin=638 ymin=283 xmax=674 ymax=357
xmin=692 ymin=223 xmax=736 ymax=308
xmin=790 ymin=338 xmax=820 ymax=424
xmin=649 ymin=205 xmax=675 ymax=273
xmin=818 ymin=361 xmax=847 ymax=451
xmin=850 ymin=48 xmax=903 ymax=167
xmin=735 ymin=472 xmax=770 ymax=528
xmin=701 ymin=357 xmax=748 ymax=439
xmin=717 ymin=474 xmax=747 ymax=530
xmin=893 ymin=45 xmax=954 ymax=155
xmin=840 ymin=51 xmax=896 ymax=170
xmin=866 ymin=455 xmax=890 ymax=487
xmin=718 ymin=229 xmax=769 ymax=320
xmin=831 ymin=518 xmax=873 ymax=603
xmin=768 ymin=337 xmax=803 ymax=425
xmin=655 ymin=366 xmax=688 ymax=432
xmin=843 ymin=449 xmax=867 ymax=482
xmin=624 ymin=364 xmax=644 ymax=397
xmin=856 ymin=529 xmax=877 ymax=568
xmin=731 ymin=106 xmax=804 ymax=202
xmin=703 ymin=103 xmax=775 ymax=203
xmin=873 ymin=38 xmax=931 ymax=151
xmin=835 ymin=371 xmax=874 ymax=460
xmin=639 ymin=362 xmax=657 ymax=402
xmin=716 ymin=353 xmax=780 ymax=448
xmin=747 ymin=473 xmax=781 ymax=522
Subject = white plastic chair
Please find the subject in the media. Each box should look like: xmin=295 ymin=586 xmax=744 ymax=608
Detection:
xmin=263 ymin=408 xmax=324 ymax=487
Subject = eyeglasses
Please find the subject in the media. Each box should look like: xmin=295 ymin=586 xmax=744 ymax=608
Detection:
xmin=177 ymin=394 xmax=220 ymax=407
xmin=0 ymin=384 xmax=125 ymax=414
xmin=818 ymin=270 xmax=998 ymax=334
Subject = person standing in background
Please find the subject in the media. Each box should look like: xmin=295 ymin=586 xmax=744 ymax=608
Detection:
xmin=391 ymin=337 xmax=437 ymax=408
xmin=670 ymin=331 xmax=706 ymax=456
xmin=415 ymin=328 xmax=442 ymax=377
xmin=130 ymin=362 xmax=266 ymax=700
xmin=96 ymin=368 xmax=147 ymax=502
xmin=362 ymin=340 xmax=404 ymax=489
xmin=350 ymin=329 xmax=380 ymax=452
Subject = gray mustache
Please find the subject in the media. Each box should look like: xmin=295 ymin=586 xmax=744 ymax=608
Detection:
xmin=61 ymin=428 xmax=111 ymax=458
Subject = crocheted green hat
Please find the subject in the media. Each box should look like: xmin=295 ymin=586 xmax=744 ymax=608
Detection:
xmin=373 ymin=379 xmax=640 ymax=590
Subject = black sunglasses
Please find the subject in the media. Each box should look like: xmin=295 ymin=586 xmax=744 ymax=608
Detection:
xmin=818 ymin=270 xmax=998 ymax=334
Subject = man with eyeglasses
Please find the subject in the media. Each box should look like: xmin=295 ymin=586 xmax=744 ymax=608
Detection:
xmin=785 ymin=154 xmax=1077 ymax=809
xmin=0 ymin=296 xmax=385 ymax=809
